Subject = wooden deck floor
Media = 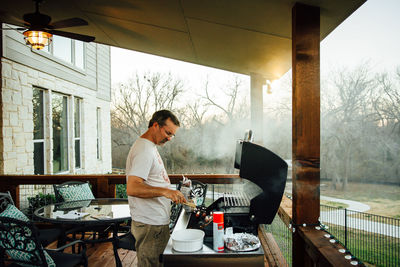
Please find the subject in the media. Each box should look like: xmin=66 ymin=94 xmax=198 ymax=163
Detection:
xmin=48 ymin=241 xmax=137 ymax=267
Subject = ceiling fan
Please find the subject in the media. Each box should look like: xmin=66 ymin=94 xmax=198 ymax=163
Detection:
xmin=1 ymin=0 xmax=95 ymax=49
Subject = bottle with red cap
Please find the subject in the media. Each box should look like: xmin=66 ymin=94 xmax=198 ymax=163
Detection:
xmin=213 ymin=211 xmax=224 ymax=252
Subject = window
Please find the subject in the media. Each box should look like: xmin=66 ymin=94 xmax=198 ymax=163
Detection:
xmin=52 ymin=93 xmax=69 ymax=173
xmin=33 ymin=88 xmax=45 ymax=174
xmin=96 ymin=107 xmax=101 ymax=160
xmin=53 ymin=35 xmax=72 ymax=63
xmin=33 ymin=89 xmax=84 ymax=174
xmin=43 ymin=35 xmax=85 ymax=69
xmin=74 ymin=98 xmax=82 ymax=168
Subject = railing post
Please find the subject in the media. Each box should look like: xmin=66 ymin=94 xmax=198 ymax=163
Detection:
xmin=344 ymin=208 xmax=347 ymax=248
xmin=96 ymin=177 xmax=114 ymax=198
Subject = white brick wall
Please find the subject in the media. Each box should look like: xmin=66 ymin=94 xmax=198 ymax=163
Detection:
xmin=1 ymin=58 xmax=112 ymax=175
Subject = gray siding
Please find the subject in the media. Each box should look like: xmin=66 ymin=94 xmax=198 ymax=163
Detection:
xmin=96 ymin=44 xmax=111 ymax=101
xmin=2 ymin=25 xmax=107 ymax=92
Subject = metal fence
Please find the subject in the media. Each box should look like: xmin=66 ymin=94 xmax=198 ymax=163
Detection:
xmin=266 ymin=205 xmax=400 ymax=267
xmin=320 ymin=204 xmax=400 ymax=267
xmin=264 ymin=215 xmax=292 ymax=267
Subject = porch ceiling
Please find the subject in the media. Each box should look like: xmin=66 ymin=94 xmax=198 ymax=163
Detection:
xmin=1 ymin=0 xmax=365 ymax=80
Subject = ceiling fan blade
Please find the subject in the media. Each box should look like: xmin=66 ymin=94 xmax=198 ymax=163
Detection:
xmin=0 ymin=10 xmax=28 ymax=27
xmin=1 ymin=27 xmax=26 ymax=31
xmin=49 ymin=29 xmax=95 ymax=42
xmin=48 ymin=18 xmax=89 ymax=29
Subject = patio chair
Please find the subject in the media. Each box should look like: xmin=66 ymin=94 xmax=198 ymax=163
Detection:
xmin=53 ymin=181 xmax=111 ymax=249
xmin=169 ymin=179 xmax=208 ymax=233
xmin=53 ymin=181 xmax=95 ymax=203
xmin=178 ymin=179 xmax=208 ymax=207
xmin=0 ymin=216 xmax=88 ymax=267
xmin=0 ymin=192 xmax=64 ymax=248
xmin=112 ymin=225 xmax=135 ymax=267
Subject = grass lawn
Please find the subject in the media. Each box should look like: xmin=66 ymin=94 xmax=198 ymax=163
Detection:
xmin=320 ymin=181 xmax=400 ymax=218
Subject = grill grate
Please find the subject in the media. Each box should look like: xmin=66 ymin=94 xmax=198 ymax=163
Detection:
xmin=223 ymin=191 xmax=251 ymax=207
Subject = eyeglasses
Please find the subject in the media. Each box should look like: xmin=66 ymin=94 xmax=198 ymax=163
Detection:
xmin=161 ymin=126 xmax=175 ymax=139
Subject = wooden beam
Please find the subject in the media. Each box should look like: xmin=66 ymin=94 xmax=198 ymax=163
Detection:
xmin=277 ymin=195 xmax=292 ymax=227
xmin=298 ymin=227 xmax=355 ymax=267
xmin=292 ymin=2 xmax=320 ymax=266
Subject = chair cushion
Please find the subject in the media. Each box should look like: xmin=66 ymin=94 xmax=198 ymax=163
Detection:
xmin=0 ymin=204 xmax=29 ymax=222
xmin=58 ymin=183 xmax=95 ymax=201
xmin=0 ymin=204 xmax=56 ymax=267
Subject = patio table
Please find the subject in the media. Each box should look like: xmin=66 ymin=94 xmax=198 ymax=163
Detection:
xmin=34 ymin=198 xmax=131 ymax=244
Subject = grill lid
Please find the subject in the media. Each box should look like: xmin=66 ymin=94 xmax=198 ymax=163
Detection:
xmin=234 ymin=140 xmax=288 ymax=224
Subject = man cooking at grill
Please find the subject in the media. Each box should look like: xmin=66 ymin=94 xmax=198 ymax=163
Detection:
xmin=126 ymin=109 xmax=186 ymax=267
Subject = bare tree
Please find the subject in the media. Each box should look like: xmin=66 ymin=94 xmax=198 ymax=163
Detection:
xmin=201 ymin=75 xmax=249 ymax=123
xmin=374 ymin=68 xmax=400 ymax=134
xmin=111 ymin=71 xmax=184 ymax=168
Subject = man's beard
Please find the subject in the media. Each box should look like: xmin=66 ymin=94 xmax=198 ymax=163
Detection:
xmin=159 ymin=138 xmax=168 ymax=145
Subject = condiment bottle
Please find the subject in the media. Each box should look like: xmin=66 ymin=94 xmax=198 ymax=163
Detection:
xmin=213 ymin=211 xmax=224 ymax=252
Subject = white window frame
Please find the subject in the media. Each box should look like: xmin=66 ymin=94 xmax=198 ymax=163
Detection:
xmin=51 ymin=92 xmax=70 ymax=174
xmin=33 ymin=87 xmax=46 ymax=174
xmin=39 ymin=37 xmax=86 ymax=70
xmin=74 ymin=97 xmax=82 ymax=169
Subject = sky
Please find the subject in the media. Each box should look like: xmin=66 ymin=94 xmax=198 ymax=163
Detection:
xmin=111 ymin=0 xmax=400 ymax=97
xmin=320 ymin=0 xmax=400 ymax=73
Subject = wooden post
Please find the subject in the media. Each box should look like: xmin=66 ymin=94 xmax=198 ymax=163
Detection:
xmin=96 ymin=177 xmax=114 ymax=198
xmin=292 ymin=3 xmax=320 ymax=266
xmin=250 ymin=73 xmax=265 ymax=145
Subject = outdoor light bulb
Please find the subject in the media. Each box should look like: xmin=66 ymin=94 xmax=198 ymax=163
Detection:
xmin=315 ymin=226 xmax=321 ymax=230
xmin=329 ymin=239 xmax=336 ymax=243
xmin=324 ymin=234 xmax=331 ymax=238
xmin=350 ymin=261 xmax=358 ymax=265
xmin=23 ymin=30 xmax=53 ymax=50
xmin=345 ymin=255 xmax=352 ymax=260
xmin=292 ymin=228 xmax=295 ymax=233
xmin=302 ymin=223 xmax=306 ymax=227
xmin=339 ymin=249 xmax=346 ymax=253
xmin=325 ymin=226 xmax=329 ymax=230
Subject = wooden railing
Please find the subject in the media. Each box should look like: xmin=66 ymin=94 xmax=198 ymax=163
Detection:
xmin=0 ymin=174 xmax=357 ymax=266
xmin=0 ymin=174 xmax=240 ymax=207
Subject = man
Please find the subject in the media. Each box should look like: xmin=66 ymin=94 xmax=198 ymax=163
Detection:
xmin=126 ymin=110 xmax=186 ymax=267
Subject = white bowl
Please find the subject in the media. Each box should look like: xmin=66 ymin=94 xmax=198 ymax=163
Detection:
xmin=172 ymin=229 xmax=205 ymax=252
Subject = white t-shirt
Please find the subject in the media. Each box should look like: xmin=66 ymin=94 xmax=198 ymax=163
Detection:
xmin=126 ymin=137 xmax=171 ymax=225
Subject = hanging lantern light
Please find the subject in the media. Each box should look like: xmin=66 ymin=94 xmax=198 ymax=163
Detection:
xmin=23 ymin=30 xmax=53 ymax=50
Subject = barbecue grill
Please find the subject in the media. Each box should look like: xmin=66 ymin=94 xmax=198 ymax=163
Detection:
xmin=187 ymin=140 xmax=288 ymax=237
xmin=164 ymin=139 xmax=288 ymax=266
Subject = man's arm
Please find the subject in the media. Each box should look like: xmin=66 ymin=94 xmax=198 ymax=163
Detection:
xmin=127 ymin=175 xmax=186 ymax=204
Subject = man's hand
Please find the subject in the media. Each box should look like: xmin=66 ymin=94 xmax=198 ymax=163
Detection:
xmin=127 ymin=175 xmax=187 ymax=204
xmin=163 ymin=189 xmax=187 ymax=204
